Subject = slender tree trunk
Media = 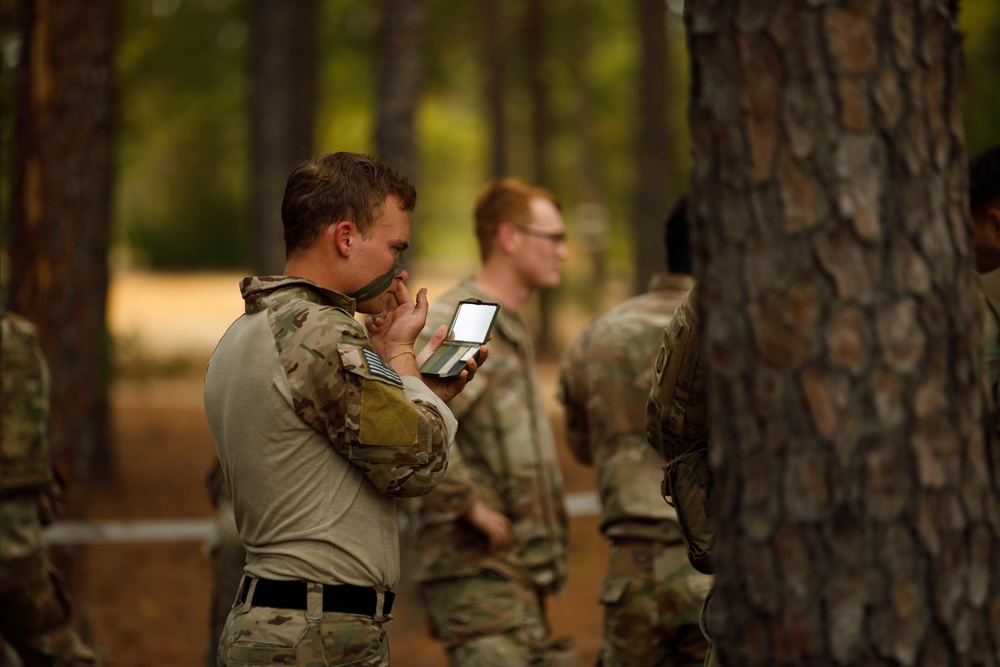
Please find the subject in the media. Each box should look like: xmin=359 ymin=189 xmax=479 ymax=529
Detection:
xmin=688 ymin=1 xmax=1000 ymax=664
xmin=483 ymin=0 xmax=507 ymax=179
xmin=524 ymin=0 xmax=549 ymax=189
xmin=634 ymin=0 xmax=671 ymax=294
xmin=375 ymin=0 xmax=424 ymax=251
xmin=10 ymin=0 xmax=115 ymax=485
xmin=565 ymin=0 xmax=610 ymax=311
xmin=249 ymin=0 xmax=317 ymax=276
xmin=522 ymin=0 xmax=556 ymax=352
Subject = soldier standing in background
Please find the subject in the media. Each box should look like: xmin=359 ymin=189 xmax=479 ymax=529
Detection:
xmin=0 ymin=311 xmax=100 ymax=667
xmin=404 ymin=178 xmax=577 ymax=666
xmin=968 ymin=146 xmax=1000 ymax=401
xmin=204 ymin=152 xmax=481 ymax=666
xmin=558 ymin=199 xmax=711 ymax=666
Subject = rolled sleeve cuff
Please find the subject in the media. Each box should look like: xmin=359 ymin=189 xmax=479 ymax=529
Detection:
xmin=401 ymin=375 xmax=458 ymax=445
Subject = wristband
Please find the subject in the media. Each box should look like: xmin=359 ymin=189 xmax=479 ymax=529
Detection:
xmin=386 ymin=349 xmax=415 ymax=363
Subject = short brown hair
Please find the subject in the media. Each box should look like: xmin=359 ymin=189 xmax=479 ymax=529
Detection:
xmin=281 ymin=152 xmax=417 ymax=257
xmin=473 ymin=177 xmax=560 ymax=261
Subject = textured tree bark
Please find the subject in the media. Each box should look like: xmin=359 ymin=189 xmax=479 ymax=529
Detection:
xmin=10 ymin=0 xmax=115 ymax=484
xmin=634 ymin=0 xmax=673 ymax=294
xmin=249 ymin=0 xmax=317 ymax=276
xmin=687 ymin=1 xmax=1000 ymax=664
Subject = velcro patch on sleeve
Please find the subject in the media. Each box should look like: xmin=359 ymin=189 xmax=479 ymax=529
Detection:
xmin=361 ymin=348 xmax=404 ymax=387
xmin=359 ymin=378 xmax=419 ymax=445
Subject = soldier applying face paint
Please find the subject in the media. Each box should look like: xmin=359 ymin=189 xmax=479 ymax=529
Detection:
xmin=204 ymin=152 xmax=488 ymax=667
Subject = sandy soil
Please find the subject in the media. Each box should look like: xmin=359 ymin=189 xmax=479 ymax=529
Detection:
xmin=57 ymin=271 xmax=615 ymax=667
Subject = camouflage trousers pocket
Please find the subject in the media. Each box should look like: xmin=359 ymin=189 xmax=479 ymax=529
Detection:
xmin=221 ymin=605 xmax=387 ymax=666
xmin=420 ymin=571 xmax=543 ymax=644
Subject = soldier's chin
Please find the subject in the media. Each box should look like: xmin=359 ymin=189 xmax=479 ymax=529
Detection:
xmin=355 ymin=295 xmax=388 ymax=315
xmin=537 ymin=273 xmax=561 ymax=291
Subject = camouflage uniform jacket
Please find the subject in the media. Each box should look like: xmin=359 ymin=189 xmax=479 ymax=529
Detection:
xmin=1 ymin=314 xmax=55 ymax=494
xmin=646 ymin=284 xmax=714 ymax=574
xmin=980 ymin=269 xmax=1000 ymax=394
xmin=203 ymin=276 xmax=458 ymax=590
xmin=557 ymin=273 xmax=694 ymax=542
xmin=408 ymin=278 xmax=568 ymax=592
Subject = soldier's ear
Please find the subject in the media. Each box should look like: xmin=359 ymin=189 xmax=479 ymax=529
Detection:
xmin=332 ymin=221 xmax=355 ymax=257
xmin=496 ymin=221 xmax=519 ymax=254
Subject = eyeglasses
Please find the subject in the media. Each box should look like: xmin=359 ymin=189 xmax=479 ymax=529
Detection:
xmin=514 ymin=225 xmax=568 ymax=245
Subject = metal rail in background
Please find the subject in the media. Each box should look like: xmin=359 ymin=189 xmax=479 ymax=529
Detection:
xmin=43 ymin=491 xmax=601 ymax=545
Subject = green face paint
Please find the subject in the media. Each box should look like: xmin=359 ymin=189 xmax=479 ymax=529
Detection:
xmin=347 ymin=255 xmax=405 ymax=303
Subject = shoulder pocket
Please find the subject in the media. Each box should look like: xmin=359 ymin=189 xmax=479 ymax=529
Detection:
xmin=339 ymin=345 xmax=418 ymax=446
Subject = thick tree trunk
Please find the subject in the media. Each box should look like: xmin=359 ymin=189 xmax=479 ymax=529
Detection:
xmin=633 ymin=0 xmax=672 ymax=294
xmin=10 ymin=0 xmax=115 ymax=485
xmin=687 ymin=1 xmax=999 ymax=664
xmin=249 ymin=0 xmax=317 ymax=276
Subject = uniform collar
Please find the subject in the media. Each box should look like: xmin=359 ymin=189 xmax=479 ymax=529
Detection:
xmin=647 ymin=272 xmax=695 ymax=293
xmin=239 ymin=275 xmax=357 ymax=316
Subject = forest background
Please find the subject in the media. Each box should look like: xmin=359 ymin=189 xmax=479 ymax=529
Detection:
xmin=2 ymin=1 xmax=1000 ymax=665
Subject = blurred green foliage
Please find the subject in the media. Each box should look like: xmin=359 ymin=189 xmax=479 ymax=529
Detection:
xmin=4 ymin=0 xmax=999 ymax=272
xmin=960 ymin=0 xmax=1000 ymax=161
xmin=115 ymin=0 xmax=249 ymax=269
xmin=112 ymin=0 xmax=694 ymax=273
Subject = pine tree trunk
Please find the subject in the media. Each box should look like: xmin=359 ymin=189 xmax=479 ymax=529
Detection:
xmin=10 ymin=0 xmax=115 ymax=485
xmin=375 ymin=0 xmax=424 ymax=251
xmin=249 ymin=0 xmax=317 ymax=276
xmin=687 ymin=1 xmax=1000 ymax=664
xmin=483 ymin=0 xmax=508 ymax=179
xmin=634 ymin=0 xmax=672 ymax=294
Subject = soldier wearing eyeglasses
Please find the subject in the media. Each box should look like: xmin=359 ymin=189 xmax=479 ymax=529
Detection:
xmin=404 ymin=178 xmax=577 ymax=666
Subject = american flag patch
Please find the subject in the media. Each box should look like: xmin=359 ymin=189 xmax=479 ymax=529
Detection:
xmin=362 ymin=348 xmax=404 ymax=387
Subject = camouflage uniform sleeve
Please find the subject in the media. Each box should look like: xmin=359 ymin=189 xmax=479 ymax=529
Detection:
xmin=1 ymin=314 xmax=56 ymax=494
xmin=557 ymin=338 xmax=593 ymax=466
xmin=410 ymin=442 xmax=476 ymax=523
xmin=645 ymin=329 xmax=672 ymax=462
xmin=283 ymin=311 xmax=456 ymax=498
xmin=646 ymin=285 xmax=706 ymax=461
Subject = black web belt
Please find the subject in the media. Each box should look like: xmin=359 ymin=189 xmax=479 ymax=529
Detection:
xmin=237 ymin=577 xmax=394 ymax=617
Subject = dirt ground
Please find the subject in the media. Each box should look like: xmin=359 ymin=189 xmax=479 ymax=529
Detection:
xmin=52 ymin=271 xmax=619 ymax=667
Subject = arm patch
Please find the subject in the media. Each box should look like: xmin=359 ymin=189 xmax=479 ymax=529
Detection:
xmin=359 ymin=379 xmax=420 ymax=445
xmin=361 ymin=348 xmax=404 ymax=387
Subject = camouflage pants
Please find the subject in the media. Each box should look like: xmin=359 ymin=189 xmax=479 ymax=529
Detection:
xmin=597 ymin=538 xmax=712 ymax=667
xmin=217 ymin=578 xmax=389 ymax=667
xmin=0 ymin=495 xmax=98 ymax=667
xmin=205 ymin=502 xmax=246 ymax=667
xmin=419 ymin=570 xmax=578 ymax=667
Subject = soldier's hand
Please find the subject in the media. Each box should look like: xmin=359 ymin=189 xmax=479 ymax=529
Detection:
xmin=464 ymin=498 xmax=513 ymax=552
xmin=420 ymin=344 xmax=489 ymax=403
xmin=369 ymin=282 xmax=429 ymax=363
